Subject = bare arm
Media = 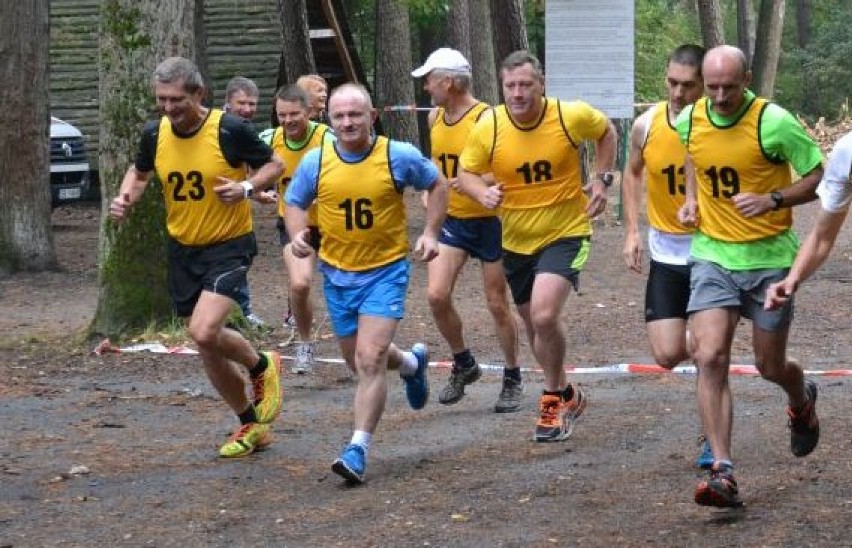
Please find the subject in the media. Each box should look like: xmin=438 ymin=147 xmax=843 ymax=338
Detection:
xmin=585 ymin=120 xmax=618 ymax=218
xmin=765 ymin=206 xmax=849 ymax=309
xmin=677 ymin=154 xmax=698 ymax=226
xmin=457 ymin=168 xmax=502 ymax=209
xmin=733 ymin=166 xmax=823 ymax=217
xmin=284 ymin=202 xmax=312 ymax=258
xmin=414 ymin=174 xmax=449 ymax=262
xmin=109 ymin=165 xmax=153 ymax=222
xmin=622 ymin=116 xmax=648 ymax=272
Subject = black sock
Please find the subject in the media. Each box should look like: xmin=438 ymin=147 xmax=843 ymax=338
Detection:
xmin=238 ymin=405 xmax=258 ymax=425
xmin=453 ymin=349 xmax=475 ymax=369
xmin=249 ymin=353 xmax=268 ymax=378
xmin=562 ymin=384 xmax=574 ymax=401
xmin=504 ymin=367 xmax=521 ymax=382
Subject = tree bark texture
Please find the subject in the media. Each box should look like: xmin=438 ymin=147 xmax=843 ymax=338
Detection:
xmin=375 ymin=0 xmax=418 ymax=144
xmin=696 ymin=0 xmax=725 ymax=48
xmin=93 ymin=0 xmax=202 ymax=336
xmin=0 ymin=0 xmax=56 ymax=274
xmin=277 ymin=0 xmax=315 ymax=87
xmin=469 ymin=0 xmax=498 ymax=105
xmin=448 ymin=0 xmax=472 ymax=62
xmin=736 ymin=0 xmax=756 ymax=64
xmin=752 ymin=0 xmax=785 ymax=98
xmin=795 ymin=0 xmax=817 ymax=113
xmin=490 ymin=0 xmax=528 ymax=69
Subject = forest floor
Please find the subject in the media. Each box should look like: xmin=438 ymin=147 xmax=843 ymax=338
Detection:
xmin=2 ymin=192 xmax=852 ymax=546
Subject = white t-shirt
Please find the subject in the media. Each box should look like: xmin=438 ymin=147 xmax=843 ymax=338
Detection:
xmin=816 ymin=131 xmax=852 ymax=212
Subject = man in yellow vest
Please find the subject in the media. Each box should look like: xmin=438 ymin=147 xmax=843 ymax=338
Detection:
xmin=109 ymin=57 xmax=285 ymax=459
xmin=411 ymin=48 xmax=521 ymax=412
xmin=269 ymin=84 xmax=332 ymax=373
xmin=458 ymin=50 xmax=617 ymax=443
xmin=622 ymin=44 xmax=712 ymax=467
xmin=677 ymin=45 xmax=824 ymax=508
xmin=285 ymin=83 xmax=449 ymax=484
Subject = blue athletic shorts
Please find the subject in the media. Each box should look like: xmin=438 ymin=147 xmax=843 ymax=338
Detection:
xmin=439 ymin=215 xmax=502 ymax=262
xmin=323 ymin=262 xmax=410 ymax=337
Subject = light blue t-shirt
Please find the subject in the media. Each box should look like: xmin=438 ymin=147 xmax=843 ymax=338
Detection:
xmin=285 ymin=137 xmax=439 ymax=286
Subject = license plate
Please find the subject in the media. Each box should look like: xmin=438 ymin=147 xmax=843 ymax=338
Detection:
xmin=59 ymin=188 xmax=81 ymax=200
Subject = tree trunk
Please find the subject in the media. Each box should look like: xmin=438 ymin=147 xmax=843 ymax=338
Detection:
xmin=736 ymin=0 xmax=756 ymax=65
xmin=0 ymin=0 xmax=56 ymax=274
xmin=277 ymin=0 xmax=315 ymax=87
xmin=696 ymin=0 xmax=725 ymax=48
xmin=752 ymin=0 xmax=785 ymax=98
xmin=795 ymin=0 xmax=817 ymax=113
xmin=448 ymin=0 xmax=472 ymax=62
xmin=469 ymin=0 xmax=498 ymax=104
xmin=375 ymin=0 xmax=418 ymax=144
xmin=490 ymin=0 xmax=528 ymax=69
xmin=93 ymin=0 xmax=202 ymax=337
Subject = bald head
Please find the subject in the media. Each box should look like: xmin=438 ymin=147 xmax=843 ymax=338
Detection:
xmin=703 ymin=45 xmax=749 ymax=79
xmin=702 ymin=45 xmax=752 ymax=117
xmin=328 ymin=83 xmax=376 ymax=153
xmin=329 ymin=83 xmax=373 ymax=111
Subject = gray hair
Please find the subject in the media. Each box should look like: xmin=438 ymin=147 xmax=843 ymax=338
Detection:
xmin=153 ymin=56 xmax=205 ymax=94
xmin=500 ymin=50 xmax=544 ymax=82
xmin=431 ymin=69 xmax=472 ymax=92
xmin=225 ymin=76 xmax=259 ymax=101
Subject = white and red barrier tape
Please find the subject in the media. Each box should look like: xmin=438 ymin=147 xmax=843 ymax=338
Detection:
xmin=93 ymin=339 xmax=852 ymax=377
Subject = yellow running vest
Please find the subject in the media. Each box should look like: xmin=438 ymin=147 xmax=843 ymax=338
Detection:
xmin=686 ymin=96 xmax=792 ymax=242
xmin=461 ymin=98 xmax=607 ymax=254
xmin=431 ymin=103 xmax=494 ymax=219
xmin=643 ymin=102 xmax=692 ymax=234
xmin=154 ymin=109 xmax=251 ymax=246
xmin=315 ymin=137 xmax=409 ymax=271
xmin=272 ymin=122 xmax=329 ymax=222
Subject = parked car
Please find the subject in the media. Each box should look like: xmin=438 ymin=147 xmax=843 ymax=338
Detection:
xmin=50 ymin=116 xmax=91 ymax=207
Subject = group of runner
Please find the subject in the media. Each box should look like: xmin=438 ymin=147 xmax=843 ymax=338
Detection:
xmin=109 ymin=41 xmax=852 ymax=508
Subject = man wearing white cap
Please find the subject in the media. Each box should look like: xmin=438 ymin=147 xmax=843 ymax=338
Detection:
xmin=412 ymin=48 xmax=522 ymax=413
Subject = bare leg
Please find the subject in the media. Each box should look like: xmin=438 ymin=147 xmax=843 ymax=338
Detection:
xmin=481 ymin=259 xmax=519 ymax=368
xmin=691 ymin=307 xmax=738 ymax=463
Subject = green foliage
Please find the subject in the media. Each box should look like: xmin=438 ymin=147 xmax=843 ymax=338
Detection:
xmin=102 ymin=0 xmax=151 ymax=50
xmin=634 ymin=0 xmax=700 ymax=105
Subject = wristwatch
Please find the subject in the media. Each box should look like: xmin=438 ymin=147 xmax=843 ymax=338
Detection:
xmin=770 ymin=190 xmax=783 ymax=210
xmin=240 ymin=180 xmax=254 ymax=199
xmin=598 ymin=172 xmax=615 ymax=188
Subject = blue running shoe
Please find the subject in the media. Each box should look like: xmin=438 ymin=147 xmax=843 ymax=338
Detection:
xmin=695 ymin=435 xmax=714 ymax=469
xmin=402 ymin=343 xmax=430 ymax=410
xmin=332 ymin=444 xmax=366 ymax=484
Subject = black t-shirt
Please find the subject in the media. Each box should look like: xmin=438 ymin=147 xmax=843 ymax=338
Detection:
xmin=134 ymin=110 xmax=273 ymax=173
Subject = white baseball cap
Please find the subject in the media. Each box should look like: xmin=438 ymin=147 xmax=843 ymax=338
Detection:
xmin=411 ymin=48 xmax=471 ymax=78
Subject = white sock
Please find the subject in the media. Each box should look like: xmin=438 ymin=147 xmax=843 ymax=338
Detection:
xmin=350 ymin=430 xmax=372 ymax=453
xmin=399 ymin=351 xmax=418 ymax=377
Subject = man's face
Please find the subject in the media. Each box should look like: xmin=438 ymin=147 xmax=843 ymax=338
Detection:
xmin=501 ymin=63 xmax=544 ymax=122
xmin=665 ymin=62 xmax=703 ymax=116
xmin=703 ymin=58 xmax=750 ymax=117
xmin=422 ymin=71 xmax=450 ymax=107
xmin=155 ymin=80 xmax=204 ymax=132
xmin=328 ymin=90 xmax=374 ymax=150
xmin=227 ymin=89 xmax=258 ymax=120
xmin=275 ymin=99 xmax=309 ymax=141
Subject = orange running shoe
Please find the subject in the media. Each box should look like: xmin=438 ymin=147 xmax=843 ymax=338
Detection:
xmin=534 ymin=384 xmax=587 ymax=442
